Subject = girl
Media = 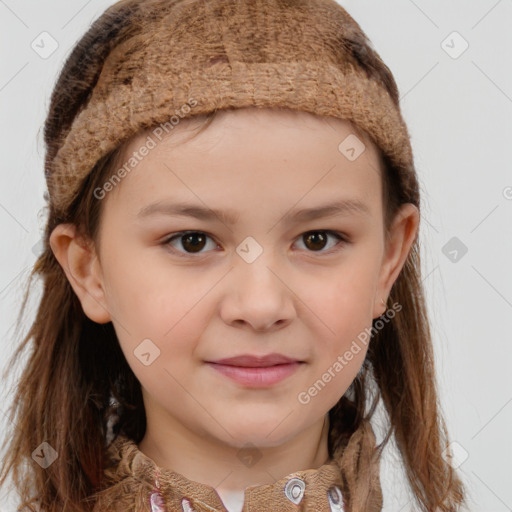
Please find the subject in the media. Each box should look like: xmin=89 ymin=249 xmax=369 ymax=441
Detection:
xmin=0 ymin=0 xmax=466 ymax=511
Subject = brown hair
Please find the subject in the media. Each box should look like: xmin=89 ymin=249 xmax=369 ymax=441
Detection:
xmin=0 ymin=1 xmax=465 ymax=511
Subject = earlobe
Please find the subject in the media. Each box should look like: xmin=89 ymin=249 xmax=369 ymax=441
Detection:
xmin=49 ymin=223 xmax=112 ymax=324
xmin=373 ymin=203 xmax=420 ymax=318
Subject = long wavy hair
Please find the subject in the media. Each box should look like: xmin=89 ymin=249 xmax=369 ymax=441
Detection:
xmin=0 ymin=0 xmax=465 ymax=511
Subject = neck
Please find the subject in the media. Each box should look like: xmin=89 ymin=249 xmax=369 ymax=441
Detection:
xmin=137 ymin=402 xmax=331 ymax=506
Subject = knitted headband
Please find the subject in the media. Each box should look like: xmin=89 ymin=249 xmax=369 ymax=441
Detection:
xmin=46 ymin=0 xmax=414 ymax=216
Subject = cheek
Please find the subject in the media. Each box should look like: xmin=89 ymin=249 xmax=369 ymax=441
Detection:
xmin=296 ymin=264 xmax=376 ymax=396
xmin=301 ymin=263 xmax=377 ymax=337
xmin=109 ymin=272 xmax=211 ymax=398
xmin=102 ymin=247 xmax=212 ymax=354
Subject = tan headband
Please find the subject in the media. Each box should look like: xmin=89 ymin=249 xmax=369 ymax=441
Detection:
xmin=46 ymin=0 xmax=414 ymax=215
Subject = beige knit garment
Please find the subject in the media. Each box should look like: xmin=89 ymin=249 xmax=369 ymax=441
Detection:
xmin=90 ymin=418 xmax=382 ymax=512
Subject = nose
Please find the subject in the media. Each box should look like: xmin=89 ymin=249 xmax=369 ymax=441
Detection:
xmin=219 ymin=254 xmax=296 ymax=332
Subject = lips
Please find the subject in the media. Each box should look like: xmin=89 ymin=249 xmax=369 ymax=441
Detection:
xmin=205 ymin=353 xmax=304 ymax=387
xmin=209 ymin=353 xmax=300 ymax=367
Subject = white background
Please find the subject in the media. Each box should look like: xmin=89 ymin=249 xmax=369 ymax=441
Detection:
xmin=0 ymin=1 xmax=511 ymax=511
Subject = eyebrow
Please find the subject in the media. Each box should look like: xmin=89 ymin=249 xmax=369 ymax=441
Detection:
xmin=136 ymin=198 xmax=371 ymax=225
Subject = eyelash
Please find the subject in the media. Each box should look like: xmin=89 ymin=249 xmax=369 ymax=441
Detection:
xmin=161 ymin=230 xmax=349 ymax=258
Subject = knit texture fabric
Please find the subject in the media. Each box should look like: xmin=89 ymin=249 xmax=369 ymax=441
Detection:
xmin=45 ymin=0 xmax=414 ymax=216
xmin=89 ymin=418 xmax=382 ymax=512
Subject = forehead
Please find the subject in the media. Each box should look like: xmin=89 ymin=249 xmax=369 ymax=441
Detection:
xmin=121 ymin=107 xmax=380 ymax=157
xmin=107 ymin=108 xmax=383 ymax=217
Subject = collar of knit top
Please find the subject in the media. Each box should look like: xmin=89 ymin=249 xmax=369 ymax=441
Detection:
xmin=103 ymin=433 xmax=347 ymax=512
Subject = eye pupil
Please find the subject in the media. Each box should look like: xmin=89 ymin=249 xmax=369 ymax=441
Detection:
xmin=182 ymin=233 xmax=206 ymax=252
xmin=304 ymin=232 xmax=327 ymax=251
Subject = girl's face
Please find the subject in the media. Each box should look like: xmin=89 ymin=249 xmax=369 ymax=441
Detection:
xmin=52 ymin=108 xmax=418 ymax=450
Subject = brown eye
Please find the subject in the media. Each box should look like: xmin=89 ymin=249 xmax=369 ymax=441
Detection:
xmin=296 ymin=230 xmax=347 ymax=253
xmin=304 ymin=232 xmax=328 ymax=250
xmin=164 ymin=231 xmax=217 ymax=255
xmin=181 ymin=233 xmax=207 ymax=252
xmin=163 ymin=230 xmax=348 ymax=258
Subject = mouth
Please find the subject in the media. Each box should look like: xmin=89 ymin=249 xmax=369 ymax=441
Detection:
xmin=207 ymin=353 xmax=303 ymax=367
xmin=205 ymin=354 xmax=304 ymax=388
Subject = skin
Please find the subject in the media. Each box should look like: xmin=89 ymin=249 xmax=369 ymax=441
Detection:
xmin=50 ymin=107 xmax=419 ymax=511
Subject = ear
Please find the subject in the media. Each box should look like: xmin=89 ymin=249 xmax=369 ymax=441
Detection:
xmin=373 ymin=203 xmax=420 ymax=318
xmin=49 ymin=223 xmax=112 ymax=324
